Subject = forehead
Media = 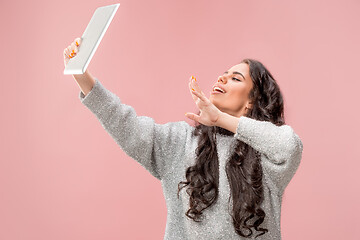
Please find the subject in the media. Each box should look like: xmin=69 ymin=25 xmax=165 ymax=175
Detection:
xmin=227 ymin=63 xmax=249 ymax=77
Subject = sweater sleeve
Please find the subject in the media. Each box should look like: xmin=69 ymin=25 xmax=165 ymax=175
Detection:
xmin=78 ymin=77 xmax=191 ymax=181
xmin=233 ymin=116 xmax=303 ymax=193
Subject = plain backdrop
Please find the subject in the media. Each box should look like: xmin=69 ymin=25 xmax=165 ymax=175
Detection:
xmin=0 ymin=0 xmax=359 ymax=239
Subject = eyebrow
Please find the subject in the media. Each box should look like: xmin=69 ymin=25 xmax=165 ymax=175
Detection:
xmin=223 ymin=71 xmax=245 ymax=80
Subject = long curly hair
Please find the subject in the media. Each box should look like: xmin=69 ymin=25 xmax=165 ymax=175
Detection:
xmin=177 ymin=58 xmax=286 ymax=238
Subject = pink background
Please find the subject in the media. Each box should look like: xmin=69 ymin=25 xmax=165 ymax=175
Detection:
xmin=1 ymin=0 xmax=359 ymax=239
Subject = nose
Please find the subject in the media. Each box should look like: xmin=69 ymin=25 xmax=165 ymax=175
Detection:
xmin=217 ymin=75 xmax=227 ymax=83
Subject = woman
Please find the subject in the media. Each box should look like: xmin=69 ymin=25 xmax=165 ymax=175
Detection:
xmin=63 ymin=37 xmax=303 ymax=240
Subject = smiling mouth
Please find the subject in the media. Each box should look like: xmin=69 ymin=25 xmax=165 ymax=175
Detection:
xmin=212 ymin=86 xmax=226 ymax=93
xmin=211 ymin=90 xmax=225 ymax=94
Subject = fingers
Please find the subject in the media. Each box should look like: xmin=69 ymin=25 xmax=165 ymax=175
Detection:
xmin=69 ymin=42 xmax=77 ymax=58
xmin=188 ymin=77 xmax=199 ymax=103
xmin=188 ymin=77 xmax=207 ymax=101
xmin=63 ymin=37 xmax=81 ymax=59
xmin=189 ymin=76 xmax=201 ymax=96
xmin=63 ymin=48 xmax=68 ymax=58
xmin=185 ymin=112 xmax=200 ymax=122
xmin=188 ymin=80 xmax=198 ymax=101
xmin=64 ymin=46 xmax=73 ymax=58
xmin=74 ymin=37 xmax=81 ymax=47
xmin=190 ymin=77 xmax=208 ymax=101
xmin=190 ymin=76 xmax=204 ymax=95
xmin=189 ymin=76 xmax=197 ymax=92
xmin=191 ymin=89 xmax=207 ymax=102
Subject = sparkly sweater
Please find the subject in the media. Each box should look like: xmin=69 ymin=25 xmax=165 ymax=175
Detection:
xmin=78 ymin=77 xmax=303 ymax=240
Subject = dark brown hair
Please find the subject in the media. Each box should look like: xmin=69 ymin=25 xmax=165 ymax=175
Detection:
xmin=177 ymin=58 xmax=285 ymax=238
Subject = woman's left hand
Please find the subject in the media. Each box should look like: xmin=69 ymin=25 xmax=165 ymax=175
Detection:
xmin=185 ymin=76 xmax=223 ymax=127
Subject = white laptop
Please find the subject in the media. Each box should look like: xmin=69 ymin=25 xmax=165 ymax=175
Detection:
xmin=64 ymin=3 xmax=120 ymax=75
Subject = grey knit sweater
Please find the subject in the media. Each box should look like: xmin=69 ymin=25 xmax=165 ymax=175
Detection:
xmin=78 ymin=77 xmax=303 ymax=240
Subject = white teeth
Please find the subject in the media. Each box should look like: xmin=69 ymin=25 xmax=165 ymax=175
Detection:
xmin=214 ymin=87 xmax=224 ymax=93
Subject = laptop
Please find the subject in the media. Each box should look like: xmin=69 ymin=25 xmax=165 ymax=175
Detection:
xmin=63 ymin=3 xmax=120 ymax=75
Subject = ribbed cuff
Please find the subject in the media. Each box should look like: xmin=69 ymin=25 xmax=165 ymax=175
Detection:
xmin=233 ymin=116 xmax=251 ymax=141
xmin=78 ymin=77 xmax=114 ymax=116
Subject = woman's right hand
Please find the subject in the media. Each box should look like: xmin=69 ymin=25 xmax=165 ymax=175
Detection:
xmin=63 ymin=37 xmax=82 ymax=67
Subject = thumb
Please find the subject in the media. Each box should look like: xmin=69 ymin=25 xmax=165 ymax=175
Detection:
xmin=185 ymin=112 xmax=200 ymax=122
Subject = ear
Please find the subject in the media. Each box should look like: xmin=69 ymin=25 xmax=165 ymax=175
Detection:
xmin=246 ymin=101 xmax=253 ymax=110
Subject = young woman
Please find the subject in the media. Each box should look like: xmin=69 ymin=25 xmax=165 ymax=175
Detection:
xmin=64 ymin=37 xmax=303 ymax=240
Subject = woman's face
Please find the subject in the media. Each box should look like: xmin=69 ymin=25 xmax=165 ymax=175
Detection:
xmin=209 ymin=63 xmax=254 ymax=118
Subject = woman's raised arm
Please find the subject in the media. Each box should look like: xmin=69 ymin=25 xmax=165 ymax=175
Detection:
xmin=217 ymin=113 xmax=303 ymax=193
xmin=78 ymin=77 xmax=193 ymax=181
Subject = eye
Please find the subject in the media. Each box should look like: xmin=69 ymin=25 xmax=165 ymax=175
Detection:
xmin=232 ymin=77 xmax=241 ymax=81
